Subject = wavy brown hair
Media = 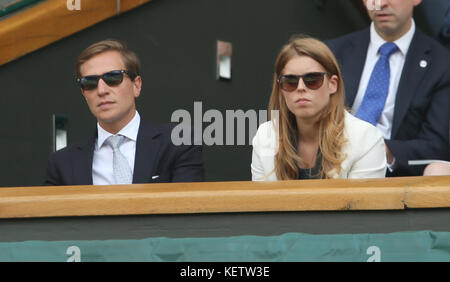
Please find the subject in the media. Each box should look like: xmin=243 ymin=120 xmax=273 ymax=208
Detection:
xmin=268 ymin=35 xmax=347 ymax=179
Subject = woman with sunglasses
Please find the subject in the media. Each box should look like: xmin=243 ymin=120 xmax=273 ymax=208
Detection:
xmin=251 ymin=36 xmax=387 ymax=180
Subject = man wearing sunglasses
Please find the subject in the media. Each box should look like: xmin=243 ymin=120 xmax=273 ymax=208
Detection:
xmin=45 ymin=39 xmax=204 ymax=185
xmin=326 ymin=0 xmax=450 ymax=176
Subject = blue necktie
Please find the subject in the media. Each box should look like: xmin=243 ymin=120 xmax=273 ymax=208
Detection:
xmin=356 ymin=42 xmax=399 ymax=125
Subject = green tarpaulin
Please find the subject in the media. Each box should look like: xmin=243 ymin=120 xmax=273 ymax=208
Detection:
xmin=1 ymin=230 xmax=449 ymax=262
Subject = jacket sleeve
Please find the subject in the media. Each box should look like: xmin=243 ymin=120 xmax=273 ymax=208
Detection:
xmin=170 ymin=142 xmax=205 ymax=182
xmin=251 ymin=132 xmax=267 ymax=181
xmin=170 ymin=125 xmax=204 ymax=182
xmin=251 ymin=121 xmax=278 ymax=181
xmin=347 ymin=132 xmax=387 ymax=179
xmin=344 ymin=115 xmax=388 ymax=179
xmin=44 ymin=152 xmax=62 ymax=186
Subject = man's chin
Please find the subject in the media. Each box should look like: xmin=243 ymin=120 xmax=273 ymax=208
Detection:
xmin=374 ymin=22 xmax=400 ymax=36
xmin=97 ymin=114 xmax=120 ymax=125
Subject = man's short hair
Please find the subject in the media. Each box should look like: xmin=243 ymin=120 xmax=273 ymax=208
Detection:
xmin=75 ymin=39 xmax=141 ymax=79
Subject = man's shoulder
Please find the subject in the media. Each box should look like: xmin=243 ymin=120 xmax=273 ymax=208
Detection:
xmin=408 ymin=29 xmax=450 ymax=77
xmin=139 ymin=120 xmax=197 ymax=147
xmin=344 ymin=112 xmax=383 ymax=142
xmin=139 ymin=120 xmax=177 ymax=137
xmin=325 ymin=28 xmax=370 ymax=49
xmin=327 ymin=28 xmax=369 ymax=41
xmin=413 ymin=28 xmax=450 ymax=55
xmin=48 ymin=139 xmax=91 ymax=160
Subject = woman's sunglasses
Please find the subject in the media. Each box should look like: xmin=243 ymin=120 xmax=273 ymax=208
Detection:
xmin=277 ymin=72 xmax=329 ymax=92
xmin=77 ymin=70 xmax=136 ymax=90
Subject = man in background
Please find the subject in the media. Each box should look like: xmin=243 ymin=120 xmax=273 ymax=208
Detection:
xmin=327 ymin=0 xmax=450 ymax=176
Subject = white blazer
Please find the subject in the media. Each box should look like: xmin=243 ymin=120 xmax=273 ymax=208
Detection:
xmin=251 ymin=111 xmax=387 ymax=180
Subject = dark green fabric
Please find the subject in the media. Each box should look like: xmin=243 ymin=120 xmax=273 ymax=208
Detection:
xmin=1 ymin=230 xmax=450 ymax=262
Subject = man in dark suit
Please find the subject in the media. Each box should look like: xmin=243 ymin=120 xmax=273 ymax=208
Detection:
xmin=326 ymin=0 xmax=450 ymax=176
xmin=45 ymin=39 xmax=204 ymax=185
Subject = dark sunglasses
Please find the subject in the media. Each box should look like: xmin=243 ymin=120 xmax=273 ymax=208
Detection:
xmin=77 ymin=70 xmax=136 ymax=90
xmin=277 ymin=72 xmax=329 ymax=92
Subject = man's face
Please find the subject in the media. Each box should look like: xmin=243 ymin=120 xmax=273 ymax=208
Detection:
xmin=364 ymin=0 xmax=422 ymax=40
xmin=80 ymin=51 xmax=142 ymax=132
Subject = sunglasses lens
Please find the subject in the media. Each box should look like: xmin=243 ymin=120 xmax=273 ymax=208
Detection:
xmin=80 ymin=76 xmax=99 ymax=90
xmin=279 ymin=76 xmax=300 ymax=92
xmin=103 ymin=71 xmax=124 ymax=86
xmin=303 ymin=73 xmax=325 ymax=90
xmin=78 ymin=71 xmax=126 ymax=90
xmin=278 ymin=73 xmax=326 ymax=92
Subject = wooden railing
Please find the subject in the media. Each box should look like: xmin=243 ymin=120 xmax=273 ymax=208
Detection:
xmin=0 ymin=176 xmax=449 ymax=219
xmin=0 ymin=0 xmax=151 ymax=66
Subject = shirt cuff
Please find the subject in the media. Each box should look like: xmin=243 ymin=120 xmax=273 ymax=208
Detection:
xmin=387 ymin=157 xmax=396 ymax=172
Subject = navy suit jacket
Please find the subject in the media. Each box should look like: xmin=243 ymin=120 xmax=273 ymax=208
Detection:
xmin=326 ymin=28 xmax=450 ymax=176
xmin=44 ymin=120 xmax=204 ymax=185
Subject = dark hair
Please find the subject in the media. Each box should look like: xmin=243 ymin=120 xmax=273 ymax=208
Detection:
xmin=75 ymin=39 xmax=140 ymax=78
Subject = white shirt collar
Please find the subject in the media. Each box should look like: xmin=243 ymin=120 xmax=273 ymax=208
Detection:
xmin=370 ymin=19 xmax=416 ymax=56
xmin=97 ymin=111 xmax=141 ymax=148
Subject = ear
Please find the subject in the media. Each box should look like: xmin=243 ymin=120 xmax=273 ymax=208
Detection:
xmin=328 ymin=75 xmax=338 ymax=95
xmin=133 ymin=76 xmax=142 ymax=98
xmin=362 ymin=0 xmax=367 ymax=8
xmin=362 ymin=0 xmax=370 ymax=11
xmin=413 ymin=0 xmax=422 ymax=7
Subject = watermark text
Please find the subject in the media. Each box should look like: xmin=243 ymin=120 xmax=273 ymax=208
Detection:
xmin=67 ymin=0 xmax=81 ymax=11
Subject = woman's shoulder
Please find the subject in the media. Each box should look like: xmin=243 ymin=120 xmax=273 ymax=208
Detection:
xmin=256 ymin=120 xmax=276 ymax=133
xmin=252 ymin=120 xmax=278 ymax=148
xmin=344 ymin=111 xmax=383 ymax=138
xmin=343 ymin=111 xmax=384 ymax=150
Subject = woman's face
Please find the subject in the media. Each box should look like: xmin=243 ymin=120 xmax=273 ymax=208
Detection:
xmin=280 ymin=55 xmax=338 ymax=122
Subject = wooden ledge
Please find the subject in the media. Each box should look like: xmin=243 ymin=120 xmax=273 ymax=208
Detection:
xmin=0 ymin=0 xmax=151 ymax=66
xmin=0 ymin=176 xmax=449 ymax=218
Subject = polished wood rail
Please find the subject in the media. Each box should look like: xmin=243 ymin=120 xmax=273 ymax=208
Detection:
xmin=0 ymin=0 xmax=151 ymax=66
xmin=0 ymin=176 xmax=449 ymax=218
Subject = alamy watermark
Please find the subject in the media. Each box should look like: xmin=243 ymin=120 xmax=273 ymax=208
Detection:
xmin=366 ymin=0 xmax=382 ymax=11
xmin=171 ymin=102 xmax=278 ymax=146
xmin=67 ymin=0 xmax=81 ymax=11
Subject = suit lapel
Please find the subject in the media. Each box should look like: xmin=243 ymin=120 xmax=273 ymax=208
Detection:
xmin=391 ymin=30 xmax=431 ymax=138
xmin=132 ymin=120 xmax=163 ymax=183
xmin=342 ymin=29 xmax=370 ymax=106
xmin=73 ymin=134 xmax=95 ymax=185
